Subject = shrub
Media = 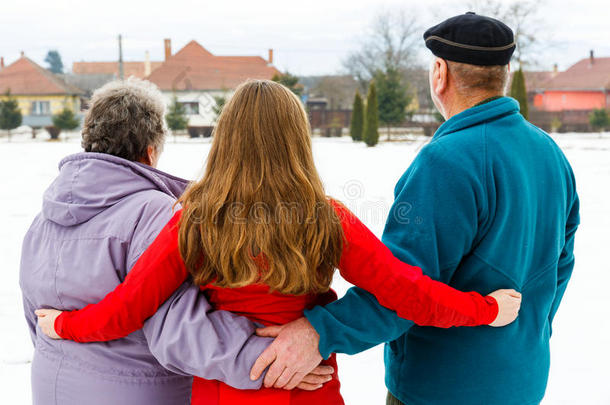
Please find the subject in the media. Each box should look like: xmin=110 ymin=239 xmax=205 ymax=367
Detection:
xmin=589 ymin=109 xmax=609 ymax=131
xmin=363 ymin=82 xmax=379 ymax=147
xmin=52 ymin=107 xmax=80 ymax=136
xmin=166 ymin=96 xmax=188 ymax=132
xmin=510 ymin=68 xmax=529 ymax=120
xmin=45 ymin=126 xmax=61 ymax=140
xmin=350 ymin=91 xmax=364 ymax=141
xmin=0 ymin=91 xmax=22 ymax=140
xmin=550 ymin=117 xmax=563 ymax=133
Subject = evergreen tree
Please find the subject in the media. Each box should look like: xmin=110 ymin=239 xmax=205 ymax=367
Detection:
xmin=589 ymin=109 xmax=609 ymax=131
xmin=363 ymin=82 xmax=379 ymax=147
xmin=510 ymin=68 xmax=529 ymax=120
xmin=272 ymin=72 xmax=304 ymax=97
xmin=350 ymin=91 xmax=364 ymax=141
xmin=0 ymin=91 xmax=23 ymax=141
xmin=375 ymin=67 xmax=410 ymax=140
xmin=52 ymin=107 xmax=80 ymax=139
xmin=45 ymin=50 xmax=64 ymax=74
xmin=212 ymin=95 xmax=226 ymax=122
xmin=166 ymin=96 xmax=188 ymax=132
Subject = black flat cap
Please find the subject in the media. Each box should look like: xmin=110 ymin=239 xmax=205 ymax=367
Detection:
xmin=424 ymin=12 xmax=515 ymax=66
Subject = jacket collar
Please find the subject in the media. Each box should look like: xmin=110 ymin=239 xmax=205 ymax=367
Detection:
xmin=58 ymin=152 xmax=189 ymax=199
xmin=43 ymin=152 xmax=189 ymax=226
xmin=433 ymin=97 xmax=520 ymax=140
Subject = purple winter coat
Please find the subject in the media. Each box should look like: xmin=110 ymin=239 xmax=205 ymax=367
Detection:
xmin=19 ymin=152 xmax=271 ymax=405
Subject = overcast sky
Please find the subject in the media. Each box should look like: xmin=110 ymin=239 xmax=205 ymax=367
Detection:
xmin=1 ymin=0 xmax=608 ymax=76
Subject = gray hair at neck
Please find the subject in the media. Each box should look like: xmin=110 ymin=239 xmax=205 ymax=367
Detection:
xmin=447 ymin=61 xmax=509 ymax=97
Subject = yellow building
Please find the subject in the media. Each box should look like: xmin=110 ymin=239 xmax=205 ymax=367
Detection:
xmin=0 ymin=55 xmax=83 ymax=127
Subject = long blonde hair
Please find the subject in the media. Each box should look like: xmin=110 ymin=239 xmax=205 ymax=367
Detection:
xmin=177 ymin=80 xmax=344 ymax=295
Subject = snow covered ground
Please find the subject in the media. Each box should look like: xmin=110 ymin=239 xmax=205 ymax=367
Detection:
xmin=1 ymin=133 xmax=609 ymax=404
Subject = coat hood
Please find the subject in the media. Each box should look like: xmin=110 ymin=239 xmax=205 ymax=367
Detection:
xmin=42 ymin=152 xmax=189 ymax=226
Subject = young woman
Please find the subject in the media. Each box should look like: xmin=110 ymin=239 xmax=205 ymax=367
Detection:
xmin=37 ymin=80 xmax=521 ymax=405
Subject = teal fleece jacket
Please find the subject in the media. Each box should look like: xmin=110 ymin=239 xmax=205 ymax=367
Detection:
xmin=305 ymin=97 xmax=579 ymax=405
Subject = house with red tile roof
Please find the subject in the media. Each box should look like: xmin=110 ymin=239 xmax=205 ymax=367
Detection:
xmin=509 ymin=70 xmax=557 ymax=109
xmin=72 ymin=40 xmax=176 ymax=79
xmin=0 ymin=55 xmax=83 ymax=127
xmin=535 ymin=51 xmax=610 ymax=111
xmin=148 ymin=40 xmax=279 ymax=91
xmin=148 ymin=39 xmax=280 ymax=128
xmin=73 ymin=60 xmax=163 ymax=79
xmin=70 ymin=50 xmax=161 ymax=94
xmin=71 ymin=39 xmax=280 ymax=128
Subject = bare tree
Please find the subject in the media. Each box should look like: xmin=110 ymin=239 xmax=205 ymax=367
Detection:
xmin=310 ymin=75 xmax=360 ymax=110
xmin=465 ymin=0 xmax=548 ymax=68
xmin=343 ymin=9 xmax=423 ymax=89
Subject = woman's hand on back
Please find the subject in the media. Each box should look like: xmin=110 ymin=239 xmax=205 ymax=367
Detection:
xmin=35 ymin=309 xmax=63 ymax=339
xmin=487 ymin=289 xmax=522 ymax=327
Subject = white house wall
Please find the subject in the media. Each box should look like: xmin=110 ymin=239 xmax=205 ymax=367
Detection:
xmin=162 ymin=90 xmax=233 ymax=127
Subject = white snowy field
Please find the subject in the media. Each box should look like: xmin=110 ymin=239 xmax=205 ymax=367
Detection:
xmin=1 ymin=133 xmax=609 ymax=404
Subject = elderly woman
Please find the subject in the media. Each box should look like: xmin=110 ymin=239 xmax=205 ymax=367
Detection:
xmin=18 ymin=79 xmax=288 ymax=405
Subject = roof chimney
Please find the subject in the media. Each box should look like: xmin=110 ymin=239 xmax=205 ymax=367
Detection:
xmin=164 ymin=39 xmax=172 ymax=61
xmin=553 ymin=63 xmax=558 ymax=75
xmin=0 ymin=57 xmax=4 ymax=69
xmin=144 ymin=50 xmax=151 ymax=76
xmin=20 ymin=51 xmax=25 ymax=58
xmin=118 ymin=34 xmax=124 ymax=80
xmin=268 ymin=49 xmax=274 ymax=65
xmin=590 ymin=49 xmax=595 ymax=66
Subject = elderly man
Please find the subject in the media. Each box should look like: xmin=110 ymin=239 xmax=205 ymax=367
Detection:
xmin=251 ymin=13 xmax=580 ymax=405
xmin=20 ymin=79 xmax=330 ymax=405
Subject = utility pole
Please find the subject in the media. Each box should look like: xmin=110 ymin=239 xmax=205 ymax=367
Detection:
xmin=118 ymin=34 xmax=124 ymax=80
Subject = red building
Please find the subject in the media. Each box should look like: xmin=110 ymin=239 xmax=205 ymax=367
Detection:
xmin=535 ymin=51 xmax=610 ymax=111
xmin=72 ymin=39 xmax=279 ymax=87
xmin=70 ymin=39 xmax=280 ymax=132
xmin=147 ymin=40 xmax=279 ymax=91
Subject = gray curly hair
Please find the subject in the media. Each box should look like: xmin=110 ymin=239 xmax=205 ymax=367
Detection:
xmin=81 ymin=78 xmax=167 ymax=161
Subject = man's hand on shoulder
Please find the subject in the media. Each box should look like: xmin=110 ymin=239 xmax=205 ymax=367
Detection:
xmin=250 ymin=317 xmax=327 ymax=390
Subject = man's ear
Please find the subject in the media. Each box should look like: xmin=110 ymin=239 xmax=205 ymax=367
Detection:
xmin=433 ymin=58 xmax=449 ymax=96
xmin=438 ymin=58 xmax=449 ymax=94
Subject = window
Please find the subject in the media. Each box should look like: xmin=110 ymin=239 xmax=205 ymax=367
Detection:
xmin=31 ymin=101 xmax=51 ymax=116
xmin=179 ymin=102 xmax=199 ymax=115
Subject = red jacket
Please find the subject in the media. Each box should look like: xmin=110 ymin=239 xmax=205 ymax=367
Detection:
xmin=56 ymin=200 xmax=497 ymax=405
